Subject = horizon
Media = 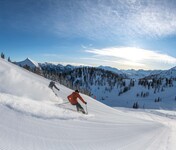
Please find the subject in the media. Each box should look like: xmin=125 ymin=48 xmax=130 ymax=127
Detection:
xmin=1 ymin=0 xmax=176 ymax=70
xmin=16 ymin=57 xmax=169 ymax=71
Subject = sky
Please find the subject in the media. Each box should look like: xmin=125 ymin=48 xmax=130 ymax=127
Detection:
xmin=0 ymin=0 xmax=176 ymax=70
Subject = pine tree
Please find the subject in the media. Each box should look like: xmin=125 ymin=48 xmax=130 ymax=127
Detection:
xmin=133 ymin=102 xmax=139 ymax=109
xmin=23 ymin=65 xmax=31 ymax=71
xmin=1 ymin=52 xmax=5 ymax=59
xmin=8 ymin=57 xmax=11 ymax=62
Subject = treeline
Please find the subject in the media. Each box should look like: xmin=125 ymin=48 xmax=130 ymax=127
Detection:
xmin=41 ymin=66 xmax=125 ymax=96
xmin=1 ymin=52 xmax=11 ymax=62
xmin=118 ymin=79 xmax=135 ymax=96
xmin=134 ymin=77 xmax=176 ymax=108
xmin=19 ymin=64 xmax=42 ymax=75
xmin=138 ymin=77 xmax=175 ymax=94
xmin=1 ymin=52 xmax=42 ymax=75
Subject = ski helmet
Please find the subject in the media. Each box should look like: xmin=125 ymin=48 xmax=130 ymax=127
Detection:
xmin=75 ymin=90 xmax=79 ymax=93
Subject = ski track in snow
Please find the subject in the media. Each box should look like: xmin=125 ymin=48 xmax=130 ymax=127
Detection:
xmin=0 ymin=94 xmax=175 ymax=150
xmin=117 ymin=108 xmax=176 ymax=150
xmin=0 ymin=58 xmax=176 ymax=150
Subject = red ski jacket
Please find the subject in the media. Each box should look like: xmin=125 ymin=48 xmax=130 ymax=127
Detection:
xmin=67 ymin=92 xmax=86 ymax=105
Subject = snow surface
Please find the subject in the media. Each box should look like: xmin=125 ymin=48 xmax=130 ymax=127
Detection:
xmin=0 ymin=58 xmax=176 ymax=150
xmin=90 ymin=77 xmax=176 ymax=110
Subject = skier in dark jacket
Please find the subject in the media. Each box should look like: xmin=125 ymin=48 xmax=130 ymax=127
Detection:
xmin=49 ymin=81 xmax=60 ymax=91
xmin=67 ymin=90 xmax=87 ymax=114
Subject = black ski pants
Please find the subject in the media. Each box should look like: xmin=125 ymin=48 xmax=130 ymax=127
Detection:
xmin=74 ymin=103 xmax=85 ymax=114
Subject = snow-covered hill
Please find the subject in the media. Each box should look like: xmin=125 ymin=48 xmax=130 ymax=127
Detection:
xmin=102 ymin=78 xmax=176 ymax=110
xmin=1 ymin=58 xmax=176 ymax=149
xmin=156 ymin=66 xmax=176 ymax=78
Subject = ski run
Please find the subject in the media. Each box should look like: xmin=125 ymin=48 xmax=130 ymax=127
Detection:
xmin=0 ymin=58 xmax=176 ymax=150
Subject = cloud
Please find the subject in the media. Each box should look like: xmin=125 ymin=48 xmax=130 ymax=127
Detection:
xmin=85 ymin=47 xmax=176 ymax=69
xmin=52 ymin=0 xmax=176 ymax=39
xmin=81 ymin=44 xmax=93 ymax=49
xmin=1 ymin=0 xmax=176 ymax=39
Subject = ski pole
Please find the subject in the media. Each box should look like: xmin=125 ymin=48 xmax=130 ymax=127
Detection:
xmin=85 ymin=104 xmax=88 ymax=114
xmin=57 ymin=101 xmax=70 ymax=106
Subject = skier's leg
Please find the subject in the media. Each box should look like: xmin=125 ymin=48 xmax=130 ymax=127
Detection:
xmin=54 ymin=85 xmax=60 ymax=91
xmin=51 ymin=87 xmax=58 ymax=96
xmin=76 ymin=103 xmax=85 ymax=114
xmin=75 ymin=103 xmax=79 ymax=111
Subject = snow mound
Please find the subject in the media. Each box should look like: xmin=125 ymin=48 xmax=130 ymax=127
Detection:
xmin=0 ymin=93 xmax=91 ymax=120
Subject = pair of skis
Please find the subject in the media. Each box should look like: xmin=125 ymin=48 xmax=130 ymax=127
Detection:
xmin=56 ymin=101 xmax=88 ymax=115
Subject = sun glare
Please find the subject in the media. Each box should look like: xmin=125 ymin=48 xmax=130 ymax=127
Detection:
xmin=97 ymin=47 xmax=150 ymax=62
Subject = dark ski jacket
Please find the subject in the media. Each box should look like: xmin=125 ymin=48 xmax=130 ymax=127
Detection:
xmin=49 ymin=81 xmax=59 ymax=91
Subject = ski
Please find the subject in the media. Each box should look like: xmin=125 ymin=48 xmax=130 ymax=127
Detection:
xmin=55 ymin=104 xmax=88 ymax=115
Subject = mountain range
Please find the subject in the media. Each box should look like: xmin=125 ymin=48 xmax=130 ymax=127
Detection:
xmin=14 ymin=58 xmax=176 ymax=110
xmin=16 ymin=58 xmax=166 ymax=78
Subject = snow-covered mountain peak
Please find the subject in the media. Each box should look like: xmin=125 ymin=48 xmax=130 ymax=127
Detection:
xmin=16 ymin=57 xmax=40 ymax=69
xmin=170 ymin=66 xmax=176 ymax=71
xmin=98 ymin=65 xmax=161 ymax=79
xmin=98 ymin=65 xmax=122 ymax=73
xmin=98 ymin=65 xmax=127 ymax=78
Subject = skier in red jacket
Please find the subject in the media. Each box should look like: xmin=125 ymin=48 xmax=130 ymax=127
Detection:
xmin=67 ymin=90 xmax=87 ymax=114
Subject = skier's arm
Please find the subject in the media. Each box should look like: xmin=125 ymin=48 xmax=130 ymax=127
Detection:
xmin=78 ymin=94 xmax=86 ymax=104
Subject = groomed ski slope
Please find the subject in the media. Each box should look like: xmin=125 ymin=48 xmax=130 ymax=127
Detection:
xmin=0 ymin=58 xmax=175 ymax=150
